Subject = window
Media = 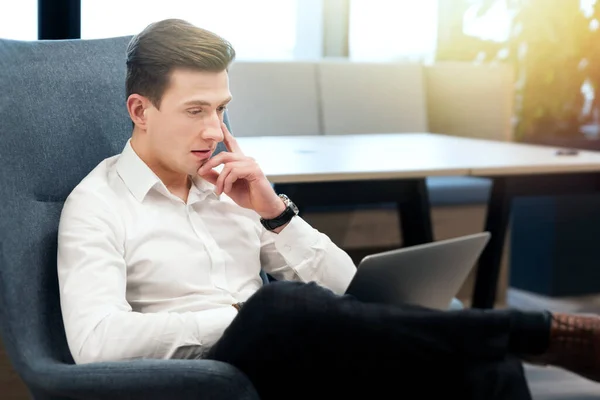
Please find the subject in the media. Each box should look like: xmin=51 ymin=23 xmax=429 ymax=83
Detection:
xmin=0 ymin=0 xmax=37 ymax=40
xmin=348 ymin=0 xmax=438 ymax=62
xmin=462 ymin=0 xmax=512 ymax=43
xmin=81 ymin=0 xmax=318 ymax=60
xmin=463 ymin=0 xmax=594 ymax=43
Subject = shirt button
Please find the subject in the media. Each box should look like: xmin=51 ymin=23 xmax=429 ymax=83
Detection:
xmin=284 ymin=245 xmax=292 ymax=252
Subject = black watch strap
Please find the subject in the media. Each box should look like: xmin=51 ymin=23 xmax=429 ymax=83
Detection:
xmin=260 ymin=206 xmax=296 ymax=231
xmin=260 ymin=194 xmax=298 ymax=231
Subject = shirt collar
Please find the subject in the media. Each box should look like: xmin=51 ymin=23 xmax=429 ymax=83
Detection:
xmin=191 ymin=174 xmax=217 ymax=195
xmin=116 ymin=140 xmax=218 ymax=203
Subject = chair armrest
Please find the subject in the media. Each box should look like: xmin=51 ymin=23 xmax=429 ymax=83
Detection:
xmin=35 ymin=359 xmax=260 ymax=400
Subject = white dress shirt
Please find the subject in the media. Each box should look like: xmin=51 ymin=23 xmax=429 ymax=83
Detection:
xmin=57 ymin=140 xmax=356 ymax=364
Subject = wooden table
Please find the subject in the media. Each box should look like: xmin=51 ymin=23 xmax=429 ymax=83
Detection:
xmin=237 ymin=133 xmax=600 ymax=308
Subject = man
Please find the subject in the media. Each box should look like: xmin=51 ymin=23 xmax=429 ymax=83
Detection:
xmin=57 ymin=18 xmax=600 ymax=399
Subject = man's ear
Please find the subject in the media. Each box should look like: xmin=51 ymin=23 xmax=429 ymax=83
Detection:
xmin=127 ymin=94 xmax=150 ymax=130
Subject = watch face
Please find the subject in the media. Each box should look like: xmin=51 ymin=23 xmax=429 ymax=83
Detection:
xmin=290 ymin=202 xmax=299 ymax=214
xmin=278 ymin=194 xmax=298 ymax=215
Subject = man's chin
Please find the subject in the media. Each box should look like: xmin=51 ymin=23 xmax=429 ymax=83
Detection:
xmin=196 ymin=160 xmax=209 ymax=171
xmin=189 ymin=166 xmax=201 ymax=177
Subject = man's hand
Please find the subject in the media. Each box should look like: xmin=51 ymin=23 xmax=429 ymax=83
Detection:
xmin=197 ymin=123 xmax=285 ymax=220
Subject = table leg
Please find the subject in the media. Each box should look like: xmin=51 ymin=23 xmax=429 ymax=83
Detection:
xmin=472 ymin=177 xmax=512 ymax=309
xmin=397 ymin=179 xmax=434 ymax=246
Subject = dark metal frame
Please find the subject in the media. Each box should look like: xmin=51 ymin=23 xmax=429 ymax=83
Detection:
xmin=38 ymin=0 xmax=80 ymax=40
xmin=472 ymin=171 xmax=600 ymax=308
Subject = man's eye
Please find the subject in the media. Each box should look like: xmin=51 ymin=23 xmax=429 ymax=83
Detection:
xmin=188 ymin=109 xmax=202 ymax=115
xmin=217 ymin=106 xmax=227 ymax=113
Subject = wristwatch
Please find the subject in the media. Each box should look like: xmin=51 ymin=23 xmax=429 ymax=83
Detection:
xmin=260 ymin=194 xmax=299 ymax=231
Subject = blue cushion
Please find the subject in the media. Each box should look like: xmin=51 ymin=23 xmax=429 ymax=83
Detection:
xmin=286 ymin=176 xmax=491 ymax=213
xmin=427 ymin=176 xmax=492 ymax=207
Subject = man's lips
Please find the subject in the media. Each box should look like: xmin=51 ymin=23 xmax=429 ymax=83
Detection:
xmin=191 ymin=149 xmax=212 ymax=160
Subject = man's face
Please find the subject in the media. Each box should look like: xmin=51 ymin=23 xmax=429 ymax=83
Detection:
xmin=143 ymin=68 xmax=231 ymax=177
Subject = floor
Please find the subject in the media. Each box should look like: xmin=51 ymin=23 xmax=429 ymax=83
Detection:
xmin=0 ymin=337 xmax=29 ymax=400
xmin=509 ymin=289 xmax=600 ymax=399
xmin=525 ymin=365 xmax=600 ymax=400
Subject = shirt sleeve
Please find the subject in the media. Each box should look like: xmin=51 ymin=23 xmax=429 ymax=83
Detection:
xmin=259 ymin=216 xmax=356 ymax=294
xmin=57 ymin=189 xmax=238 ymax=364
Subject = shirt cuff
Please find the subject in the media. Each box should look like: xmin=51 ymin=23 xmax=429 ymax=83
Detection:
xmin=191 ymin=305 xmax=239 ymax=349
xmin=272 ymin=216 xmax=325 ymax=266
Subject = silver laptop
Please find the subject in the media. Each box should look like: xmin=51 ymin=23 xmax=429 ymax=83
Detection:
xmin=344 ymin=232 xmax=491 ymax=310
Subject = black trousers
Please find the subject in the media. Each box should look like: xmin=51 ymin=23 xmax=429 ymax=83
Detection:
xmin=206 ymin=281 xmax=532 ymax=400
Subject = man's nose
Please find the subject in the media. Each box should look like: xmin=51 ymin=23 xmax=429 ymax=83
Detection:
xmin=202 ymin=113 xmax=224 ymax=142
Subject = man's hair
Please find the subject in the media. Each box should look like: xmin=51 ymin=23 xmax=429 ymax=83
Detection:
xmin=125 ymin=19 xmax=236 ymax=108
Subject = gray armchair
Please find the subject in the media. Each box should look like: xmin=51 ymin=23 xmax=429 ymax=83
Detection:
xmin=0 ymin=33 xmax=467 ymax=399
xmin=0 ymin=36 xmax=260 ymax=399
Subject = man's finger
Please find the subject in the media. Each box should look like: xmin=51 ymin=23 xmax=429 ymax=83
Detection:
xmin=198 ymin=152 xmax=241 ymax=174
xmin=216 ymin=161 xmax=249 ymax=194
xmin=222 ymin=122 xmax=244 ymax=155
xmin=223 ymin=172 xmax=240 ymax=195
xmin=215 ymin=164 xmax=233 ymax=195
xmin=198 ymin=168 xmax=219 ymax=185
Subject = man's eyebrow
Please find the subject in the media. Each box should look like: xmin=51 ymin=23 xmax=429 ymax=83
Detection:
xmin=183 ymin=97 xmax=232 ymax=107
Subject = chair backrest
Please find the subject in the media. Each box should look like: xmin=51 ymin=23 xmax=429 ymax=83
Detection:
xmin=317 ymin=60 xmax=429 ymax=135
xmin=227 ymin=61 xmax=321 ymax=136
xmin=0 ymin=36 xmax=135 ymax=380
xmin=0 ymin=37 xmax=264 ymax=383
